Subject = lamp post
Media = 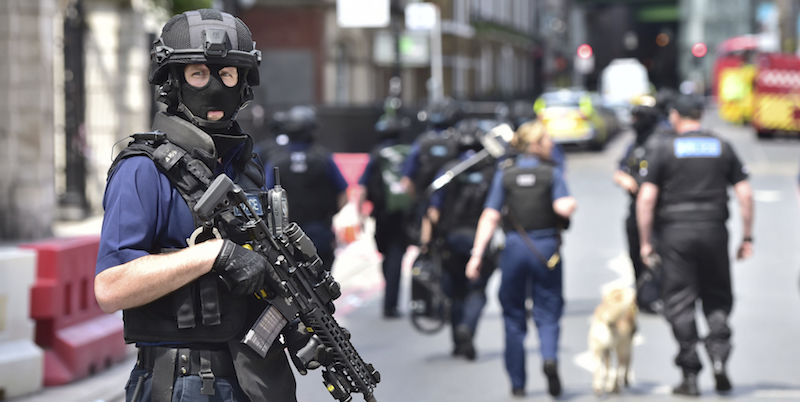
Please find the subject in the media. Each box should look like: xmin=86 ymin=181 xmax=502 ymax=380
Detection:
xmin=406 ymin=2 xmax=442 ymax=102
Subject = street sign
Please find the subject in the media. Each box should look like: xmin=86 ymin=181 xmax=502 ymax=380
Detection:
xmin=373 ymin=30 xmax=430 ymax=67
xmin=405 ymin=2 xmax=437 ymax=31
xmin=337 ymin=0 xmax=389 ymax=28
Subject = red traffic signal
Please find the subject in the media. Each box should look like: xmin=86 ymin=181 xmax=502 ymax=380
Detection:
xmin=577 ymin=43 xmax=593 ymax=59
xmin=691 ymin=42 xmax=707 ymax=58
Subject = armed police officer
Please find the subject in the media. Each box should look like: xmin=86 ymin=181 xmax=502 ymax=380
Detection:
xmin=420 ymin=119 xmax=501 ymax=360
xmin=95 ymin=9 xmax=314 ymax=401
xmin=399 ymin=98 xmax=462 ymax=244
xmin=637 ymin=94 xmax=754 ymax=397
xmin=358 ymin=115 xmax=414 ymax=318
xmin=466 ymin=120 xmax=576 ymax=398
xmin=259 ymin=105 xmax=348 ymax=272
xmin=613 ymin=97 xmax=663 ymax=313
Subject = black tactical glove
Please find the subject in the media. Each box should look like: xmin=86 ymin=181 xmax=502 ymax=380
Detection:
xmin=283 ymin=320 xmax=326 ymax=374
xmin=557 ymin=216 xmax=571 ymax=231
xmin=211 ymin=239 xmax=268 ymax=296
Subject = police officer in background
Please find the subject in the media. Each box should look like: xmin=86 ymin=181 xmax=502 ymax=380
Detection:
xmin=260 ymin=105 xmax=349 ymax=272
xmin=466 ymin=120 xmax=576 ymax=398
xmin=637 ymin=94 xmax=754 ymax=397
xmin=399 ymin=98 xmax=462 ymax=244
xmin=400 ymin=97 xmax=462 ymax=196
xmin=95 ymin=9 xmax=315 ymax=401
xmin=419 ymin=119 xmax=500 ymax=360
xmin=613 ymin=98 xmax=663 ymax=313
xmin=358 ymin=115 xmax=413 ymax=318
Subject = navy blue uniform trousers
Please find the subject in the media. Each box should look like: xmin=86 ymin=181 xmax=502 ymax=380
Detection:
xmin=498 ymin=232 xmax=563 ymax=390
xmin=440 ymin=240 xmax=495 ymax=344
xmin=126 ymin=368 xmax=248 ymax=402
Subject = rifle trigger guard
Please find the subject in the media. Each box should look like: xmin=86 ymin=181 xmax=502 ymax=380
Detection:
xmin=187 ymin=226 xmax=222 ymax=246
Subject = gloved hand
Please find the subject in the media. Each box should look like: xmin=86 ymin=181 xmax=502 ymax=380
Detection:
xmin=283 ymin=320 xmax=326 ymax=374
xmin=211 ymin=239 xmax=268 ymax=296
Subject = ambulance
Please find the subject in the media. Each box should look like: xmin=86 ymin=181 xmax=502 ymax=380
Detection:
xmin=751 ymin=52 xmax=800 ymax=138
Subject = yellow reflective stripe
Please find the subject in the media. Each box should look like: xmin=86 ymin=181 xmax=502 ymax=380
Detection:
xmin=752 ymin=94 xmax=800 ymax=130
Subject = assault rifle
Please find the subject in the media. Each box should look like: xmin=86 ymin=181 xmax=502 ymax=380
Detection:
xmin=194 ymin=170 xmax=380 ymax=402
xmin=427 ymin=123 xmax=514 ymax=195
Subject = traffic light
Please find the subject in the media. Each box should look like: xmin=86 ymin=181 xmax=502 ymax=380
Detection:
xmin=691 ymin=42 xmax=707 ymax=58
xmin=577 ymin=43 xmax=593 ymax=59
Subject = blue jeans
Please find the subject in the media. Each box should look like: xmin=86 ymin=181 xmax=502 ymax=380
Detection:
xmin=498 ymin=232 xmax=564 ymax=390
xmin=125 ymin=367 xmax=249 ymax=402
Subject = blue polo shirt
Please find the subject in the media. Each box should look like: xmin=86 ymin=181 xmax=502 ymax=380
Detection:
xmin=96 ymin=147 xmax=248 ymax=275
xmin=484 ymin=154 xmax=570 ymax=212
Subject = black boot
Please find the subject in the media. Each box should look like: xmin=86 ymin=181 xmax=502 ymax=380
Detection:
xmin=543 ymin=360 xmax=562 ymax=397
xmin=712 ymin=360 xmax=732 ymax=393
xmin=454 ymin=325 xmax=476 ymax=361
xmin=673 ymin=372 xmax=700 ymax=397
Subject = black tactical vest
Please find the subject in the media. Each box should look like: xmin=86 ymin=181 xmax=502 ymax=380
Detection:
xmin=414 ymin=129 xmax=459 ymax=192
xmin=655 ymin=131 xmax=731 ymax=222
xmin=109 ymin=112 xmax=265 ymax=344
xmin=501 ymin=161 xmax=558 ymax=231
xmin=437 ymin=158 xmax=496 ymax=234
xmin=262 ymin=143 xmax=337 ymax=225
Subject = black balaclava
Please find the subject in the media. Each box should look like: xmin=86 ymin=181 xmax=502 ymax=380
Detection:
xmin=631 ymin=107 xmax=659 ymax=145
xmin=178 ymin=65 xmax=243 ymax=131
xmin=176 ymin=65 xmax=250 ymax=157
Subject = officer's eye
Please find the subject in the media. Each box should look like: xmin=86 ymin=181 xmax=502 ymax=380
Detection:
xmin=219 ymin=67 xmax=238 ymax=87
xmin=184 ymin=65 xmax=211 ymax=88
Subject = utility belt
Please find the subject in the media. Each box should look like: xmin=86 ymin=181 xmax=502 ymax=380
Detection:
xmin=657 ymin=201 xmax=727 ymax=223
xmin=133 ymin=345 xmax=236 ymax=402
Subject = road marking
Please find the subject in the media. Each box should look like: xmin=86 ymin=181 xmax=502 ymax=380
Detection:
xmin=573 ymin=350 xmax=597 ymax=372
xmin=573 ymin=252 xmax=642 ymax=377
xmin=746 ymin=162 xmax=800 ymax=176
xmin=601 ymin=252 xmax=635 ymax=295
xmin=751 ymin=389 xmax=800 ymax=398
xmin=754 ymin=190 xmax=783 ymax=203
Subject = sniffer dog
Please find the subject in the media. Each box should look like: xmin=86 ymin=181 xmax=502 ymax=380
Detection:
xmin=588 ymin=287 xmax=638 ymax=395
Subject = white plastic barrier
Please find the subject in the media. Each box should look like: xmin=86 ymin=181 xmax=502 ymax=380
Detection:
xmin=0 ymin=247 xmax=44 ymax=398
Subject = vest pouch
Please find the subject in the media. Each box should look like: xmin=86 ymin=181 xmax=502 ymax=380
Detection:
xmin=123 ymin=273 xmax=249 ymax=344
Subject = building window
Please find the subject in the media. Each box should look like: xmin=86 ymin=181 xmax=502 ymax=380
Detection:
xmin=499 ymin=45 xmax=513 ymax=95
xmin=480 ymin=45 xmax=493 ymax=93
xmin=335 ymin=43 xmax=349 ymax=104
xmin=454 ymin=0 xmax=468 ymax=24
xmin=481 ymin=0 xmax=492 ymax=21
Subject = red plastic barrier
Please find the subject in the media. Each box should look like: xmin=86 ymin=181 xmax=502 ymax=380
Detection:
xmin=20 ymin=236 xmax=127 ymax=386
xmin=332 ymin=152 xmax=369 ymax=187
xmin=332 ymin=153 xmax=371 ymax=244
xmin=333 ymin=152 xmax=373 ymax=215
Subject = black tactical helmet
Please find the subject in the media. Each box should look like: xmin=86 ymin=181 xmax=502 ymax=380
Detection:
xmin=150 ymin=9 xmax=261 ymax=86
xmin=276 ymin=105 xmax=317 ymax=134
xmin=455 ymin=118 xmax=496 ymax=152
xmin=424 ymin=97 xmax=461 ymax=129
xmin=374 ymin=115 xmax=408 ymax=139
xmin=150 ymin=9 xmax=261 ymax=130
